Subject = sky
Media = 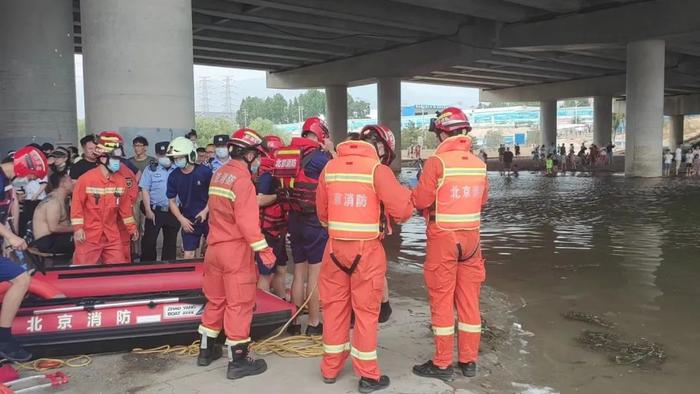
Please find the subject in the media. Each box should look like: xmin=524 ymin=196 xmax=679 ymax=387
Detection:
xmin=74 ymin=55 xmax=479 ymax=119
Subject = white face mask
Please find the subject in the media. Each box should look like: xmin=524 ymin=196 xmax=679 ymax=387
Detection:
xmin=174 ymin=157 xmax=188 ymax=169
xmin=215 ymin=147 xmax=229 ymax=159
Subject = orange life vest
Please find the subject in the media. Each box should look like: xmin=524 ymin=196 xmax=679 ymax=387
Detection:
xmin=433 ymin=136 xmax=487 ymax=231
xmin=324 ymin=140 xmax=381 ymax=240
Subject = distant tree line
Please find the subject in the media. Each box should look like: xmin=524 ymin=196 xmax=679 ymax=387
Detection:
xmin=235 ymin=89 xmax=371 ymax=126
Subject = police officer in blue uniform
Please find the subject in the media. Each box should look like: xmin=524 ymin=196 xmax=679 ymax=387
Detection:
xmin=140 ymin=141 xmax=180 ymax=261
xmin=209 ymin=134 xmax=231 ymax=173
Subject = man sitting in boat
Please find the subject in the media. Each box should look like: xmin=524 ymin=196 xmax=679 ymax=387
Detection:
xmin=31 ymin=172 xmax=74 ymax=257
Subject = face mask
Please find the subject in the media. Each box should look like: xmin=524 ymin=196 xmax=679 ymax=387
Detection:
xmin=158 ymin=157 xmax=172 ymax=168
xmin=174 ymin=158 xmax=187 ymax=169
xmin=53 ymin=162 xmax=67 ymax=171
xmin=215 ymin=147 xmax=229 ymax=159
xmin=11 ymin=177 xmax=29 ymax=189
xmin=250 ymin=162 xmax=260 ymax=175
xmin=107 ymin=158 xmax=121 ymax=172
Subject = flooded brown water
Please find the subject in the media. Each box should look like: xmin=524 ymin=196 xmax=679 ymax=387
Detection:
xmin=390 ymin=169 xmax=700 ymax=393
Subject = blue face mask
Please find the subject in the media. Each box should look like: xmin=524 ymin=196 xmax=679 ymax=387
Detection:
xmin=174 ymin=158 xmax=187 ymax=169
xmin=215 ymin=147 xmax=229 ymax=159
xmin=158 ymin=157 xmax=172 ymax=168
xmin=108 ymin=158 xmax=121 ymax=172
xmin=250 ymin=162 xmax=260 ymax=175
xmin=11 ymin=177 xmax=29 ymax=189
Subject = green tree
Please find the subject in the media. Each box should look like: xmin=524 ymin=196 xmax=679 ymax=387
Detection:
xmin=248 ymin=117 xmax=292 ymax=144
xmin=297 ymin=89 xmax=326 ymax=118
xmin=195 ymin=116 xmax=236 ymax=146
xmin=348 ymin=95 xmax=370 ymax=118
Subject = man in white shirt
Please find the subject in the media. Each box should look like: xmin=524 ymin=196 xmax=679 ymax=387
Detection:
xmin=663 ymin=150 xmax=673 ymax=176
xmin=674 ymin=146 xmax=683 ymax=175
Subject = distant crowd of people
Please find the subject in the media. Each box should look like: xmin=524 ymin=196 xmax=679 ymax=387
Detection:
xmin=530 ymin=142 xmax=615 ymax=175
xmin=663 ymin=145 xmax=700 ymax=176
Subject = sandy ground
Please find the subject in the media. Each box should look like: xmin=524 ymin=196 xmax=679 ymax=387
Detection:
xmin=38 ymin=283 xmax=543 ymax=394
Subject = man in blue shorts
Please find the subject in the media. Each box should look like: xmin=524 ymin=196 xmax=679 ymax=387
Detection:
xmin=282 ymin=117 xmax=335 ymax=336
xmin=0 ymin=146 xmax=49 ymax=361
xmin=255 ymin=135 xmax=287 ymax=297
xmin=165 ymin=137 xmax=211 ymax=259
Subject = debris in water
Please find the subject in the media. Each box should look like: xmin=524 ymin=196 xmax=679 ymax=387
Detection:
xmin=481 ymin=317 xmax=506 ymax=349
xmin=577 ymin=330 xmax=667 ymax=367
xmin=564 ymin=311 xmax=616 ymax=329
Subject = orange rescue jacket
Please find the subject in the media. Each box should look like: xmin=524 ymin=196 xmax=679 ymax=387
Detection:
xmin=413 ymin=135 xmax=488 ymax=231
xmin=207 ymin=160 xmax=268 ymax=251
xmin=71 ymin=166 xmax=137 ymax=243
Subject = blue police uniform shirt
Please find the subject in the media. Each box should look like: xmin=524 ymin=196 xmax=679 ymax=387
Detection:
xmin=166 ymin=164 xmax=212 ymax=219
xmin=210 ymin=157 xmax=230 ymax=173
xmin=139 ymin=164 xmax=175 ymax=208
xmin=256 ymin=172 xmax=279 ymax=195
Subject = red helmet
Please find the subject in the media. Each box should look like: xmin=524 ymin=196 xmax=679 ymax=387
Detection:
xmin=96 ymin=131 xmax=124 ymax=156
xmin=430 ymin=107 xmax=472 ymax=136
xmin=261 ymin=135 xmax=284 ymax=157
xmin=301 ymin=117 xmax=329 ymax=143
xmin=229 ymin=128 xmax=263 ymax=152
xmin=360 ymin=124 xmax=396 ymax=165
xmin=13 ymin=146 xmax=48 ymax=179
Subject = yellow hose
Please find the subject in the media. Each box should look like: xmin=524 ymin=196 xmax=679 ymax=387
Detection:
xmin=131 ymin=285 xmax=323 ymax=358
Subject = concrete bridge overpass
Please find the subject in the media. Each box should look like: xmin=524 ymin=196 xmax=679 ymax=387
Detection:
xmin=2 ymin=0 xmax=700 ymax=175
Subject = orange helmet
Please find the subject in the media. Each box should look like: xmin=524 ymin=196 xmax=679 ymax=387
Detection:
xmin=360 ymin=124 xmax=396 ymax=165
xmin=229 ymin=128 xmax=263 ymax=153
xmin=13 ymin=146 xmax=48 ymax=179
xmin=430 ymin=107 xmax=472 ymax=136
xmin=301 ymin=117 xmax=329 ymax=143
xmin=96 ymin=131 xmax=124 ymax=156
xmin=261 ymin=135 xmax=284 ymax=157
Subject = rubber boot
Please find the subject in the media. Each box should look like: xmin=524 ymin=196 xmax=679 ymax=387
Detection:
xmin=227 ymin=343 xmax=267 ymax=380
xmin=197 ymin=334 xmax=222 ymax=366
xmin=378 ymin=301 xmax=392 ymax=323
xmin=305 ymin=322 xmax=323 ymax=336
xmin=412 ymin=360 xmax=454 ymax=381
xmin=458 ymin=361 xmax=477 ymax=377
xmin=358 ymin=375 xmax=390 ymax=393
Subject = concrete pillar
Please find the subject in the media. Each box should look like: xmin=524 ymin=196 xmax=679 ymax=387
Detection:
xmin=540 ymin=100 xmax=557 ymax=149
xmin=625 ymin=39 xmax=665 ymax=177
xmin=669 ymin=114 xmax=684 ymax=150
xmin=377 ymin=78 xmax=402 ymax=171
xmin=0 ymin=0 xmax=77 ymax=147
xmin=593 ymin=96 xmax=613 ymax=145
xmin=325 ymin=85 xmax=348 ymax=144
xmin=81 ymin=0 xmax=194 ymax=134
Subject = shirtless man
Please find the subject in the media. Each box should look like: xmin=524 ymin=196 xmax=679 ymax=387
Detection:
xmin=32 ymin=172 xmax=74 ymax=255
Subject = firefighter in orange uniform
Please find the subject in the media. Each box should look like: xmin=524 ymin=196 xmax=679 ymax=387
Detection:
xmin=317 ymin=125 xmax=413 ymax=393
xmin=71 ymin=131 xmax=138 ymax=265
xmin=196 ymin=128 xmax=277 ymax=381
xmin=411 ymin=107 xmax=488 ymax=381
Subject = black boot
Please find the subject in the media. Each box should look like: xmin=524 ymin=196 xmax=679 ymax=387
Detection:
xmin=287 ymin=323 xmax=302 ymax=336
xmin=305 ymin=322 xmax=323 ymax=336
xmin=197 ymin=334 xmax=222 ymax=366
xmin=458 ymin=361 xmax=477 ymax=377
xmin=412 ymin=360 xmax=454 ymax=382
xmin=227 ymin=343 xmax=267 ymax=380
xmin=0 ymin=338 xmax=32 ymax=362
xmin=378 ymin=301 xmax=392 ymax=323
xmin=358 ymin=375 xmax=390 ymax=393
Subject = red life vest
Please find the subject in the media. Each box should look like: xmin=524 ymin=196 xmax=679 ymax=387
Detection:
xmin=273 ymin=137 xmax=323 ymax=214
xmin=258 ymin=156 xmax=287 ymax=237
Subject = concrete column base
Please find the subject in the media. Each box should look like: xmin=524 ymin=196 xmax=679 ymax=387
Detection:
xmin=325 ymin=85 xmax=348 ymax=144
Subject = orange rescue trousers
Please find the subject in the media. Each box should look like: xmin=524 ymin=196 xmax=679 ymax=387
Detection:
xmin=198 ymin=240 xmax=257 ymax=345
xmin=320 ymin=239 xmax=385 ymax=381
xmin=73 ymin=235 xmax=126 ymax=265
xmin=424 ymin=229 xmax=484 ymax=368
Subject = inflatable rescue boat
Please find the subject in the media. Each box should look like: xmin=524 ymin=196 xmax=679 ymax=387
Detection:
xmin=0 ymin=259 xmax=294 ymax=356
